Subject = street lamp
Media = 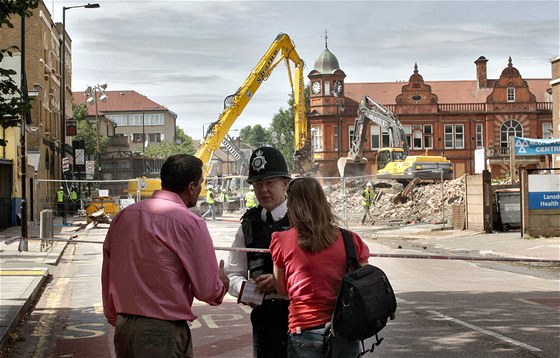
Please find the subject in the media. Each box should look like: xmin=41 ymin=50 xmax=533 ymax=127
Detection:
xmin=84 ymin=82 xmax=108 ymax=178
xmin=332 ymin=89 xmax=344 ymax=157
xmin=60 ymin=3 xmax=99 ymax=180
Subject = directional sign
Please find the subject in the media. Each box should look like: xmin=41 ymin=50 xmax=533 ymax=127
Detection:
xmin=85 ymin=160 xmax=95 ymax=179
xmin=62 ymin=157 xmax=70 ymax=172
xmin=514 ymin=137 xmax=560 ymax=155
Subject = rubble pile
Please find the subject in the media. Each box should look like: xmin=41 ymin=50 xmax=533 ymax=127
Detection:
xmin=324 ymin=176 xmax=466 ymax=224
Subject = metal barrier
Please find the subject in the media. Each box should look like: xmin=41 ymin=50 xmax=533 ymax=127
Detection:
xmin=40 ymin=209 xmax=54 ymax=252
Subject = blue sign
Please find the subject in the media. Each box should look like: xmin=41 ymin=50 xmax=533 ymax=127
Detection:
xmin=528 ymin=174 xmax=560 ymax=210
xmin=514 ymin=137 xmax=560 ymax=155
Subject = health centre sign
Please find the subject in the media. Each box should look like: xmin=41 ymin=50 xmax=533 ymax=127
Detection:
xmin=514 ymin=137 xmax=560 ymax=155
xmin=528 ymin=174 xmax=560 ymax=210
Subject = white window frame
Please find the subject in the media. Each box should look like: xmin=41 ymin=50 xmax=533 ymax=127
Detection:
xmin=370 ymin=125 xmax=380 ymax=150
xmin=507 ymin=87 xmax=515 ymax=102
xmin=423 ymin=124 xmax=433 ymax=149
xmin=500 ymin=119 xmax=523 ymax=148
xmin=149 ymin=133 xmax=162 ymax=143
xmin=348 ymin=127 xmax=355 ymax=149
xmin=312 ymin=126 xmax=323 ymax=151
xmin=543 ymin=123 xmax=553 ymax=139
xmin=402 ymin=125 xmax=412 ymax=149
xmin=334 ymin=125 xmax=339 ymax=151
xmin=106 ymin=114 xmax=127 ymax=126
xmin=476 ymin=123 xmax=484 ymax=148
xmin=323 ymin=81 xmax=331 ymax=96
xmin=132 ymin=133 xmax=143 ymax=143
xmin=444 ymin=124 xmax=464 ymax=149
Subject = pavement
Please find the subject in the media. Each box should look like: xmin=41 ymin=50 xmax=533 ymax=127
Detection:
xmin=1 ymin=214 xmax=559 ymax=352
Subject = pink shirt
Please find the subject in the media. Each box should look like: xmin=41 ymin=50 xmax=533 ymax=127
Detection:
xmin=270 ymin=227 xmax=370 ymax=334
xmin=102 ymin=190 xmax=225 ymax=326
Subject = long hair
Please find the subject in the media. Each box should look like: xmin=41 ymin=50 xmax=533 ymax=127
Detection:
xmin=287 ymin=177 xmax=339 ymax=252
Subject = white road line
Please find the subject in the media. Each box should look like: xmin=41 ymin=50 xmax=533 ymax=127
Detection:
xmin=426 ymin=310 xmax=542 ymax=352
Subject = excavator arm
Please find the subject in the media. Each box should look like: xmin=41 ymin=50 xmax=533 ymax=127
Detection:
xmin=339 ymin=96 xmax=407 ymax=177
xmin=196 ymin=33 xmax=314 ymax=174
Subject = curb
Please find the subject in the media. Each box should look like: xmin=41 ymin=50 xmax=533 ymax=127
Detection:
xmin=0 ymin=270 xmax=49 ymax=350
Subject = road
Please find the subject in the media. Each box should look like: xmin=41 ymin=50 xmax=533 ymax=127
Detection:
xmin=2 ymin=218 xmax=559 ymax=357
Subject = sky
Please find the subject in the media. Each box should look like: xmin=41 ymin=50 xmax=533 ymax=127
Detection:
xmin=49 ymin=0 xmax=559 ymax=140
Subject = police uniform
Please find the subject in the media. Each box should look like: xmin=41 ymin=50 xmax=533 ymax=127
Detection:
xmin=225 ymin=146 xmax=291 ymax=358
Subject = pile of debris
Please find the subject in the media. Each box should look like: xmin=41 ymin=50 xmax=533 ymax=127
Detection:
xmin=324 ymin=176 xmax=466 ymax=225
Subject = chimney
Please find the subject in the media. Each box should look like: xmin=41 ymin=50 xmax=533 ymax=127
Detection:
xmin=475 ymin=56 xmax=488 ymax=89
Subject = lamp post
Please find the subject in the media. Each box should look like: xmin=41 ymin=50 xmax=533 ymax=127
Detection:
xmin=85 ymin=82 xmax=108 ymax=179
xmin=60 ymin=3 xmax=99 ymax=180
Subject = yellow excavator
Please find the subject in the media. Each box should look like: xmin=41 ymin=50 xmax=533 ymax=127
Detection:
xmin=338 ymin=96 xmax=453 ymax=185
xmin=128 ymin=33 xmax=313 ymax=214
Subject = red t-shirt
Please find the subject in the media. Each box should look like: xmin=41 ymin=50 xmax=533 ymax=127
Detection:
xmin=270 ymin=227 xmax=370 ymax=334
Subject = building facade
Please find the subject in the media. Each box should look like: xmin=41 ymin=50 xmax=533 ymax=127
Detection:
xmin=72 ymin=90 xmax=177 ymax=156
xmin=308 ymin=44 xmax=553 ymax=180
xmin=551 ymin=56 xmax=560 ymax=168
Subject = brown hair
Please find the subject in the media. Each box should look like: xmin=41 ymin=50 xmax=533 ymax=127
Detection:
xmin=287 ymin=177 xmax=339 ymax=252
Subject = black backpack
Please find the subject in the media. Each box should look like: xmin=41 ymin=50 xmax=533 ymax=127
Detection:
xmin=330 ymin=228 xmax=397 ymax=352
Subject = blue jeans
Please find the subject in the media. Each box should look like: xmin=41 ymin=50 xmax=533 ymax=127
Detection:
xmin=287 ymin=326 xmax=360 ymax=358
xmin=202 ymin=204 xmax=215 ymax=220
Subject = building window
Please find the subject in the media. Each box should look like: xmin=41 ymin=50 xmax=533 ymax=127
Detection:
xmin=312 ymin=126 xmax=323 ymax=151
xmin=334 ymin=125 xmax=339 ymax=151
xmin=543 ymin=123 xmax=553 ymax=139
xmin=349 ymin=127 xmax=355 ymax=149
xmin=370 ymin=125 xmax=380 ymax=150
xmin=413 ymin=130 xmax=423 ymax=149
xmin=476 ymin=123 xmax=483 ymax=148
xmin=323 ymin=81 xmax=331 ymax=96
xmin=507 ymin=87 xmax=515 ymax=102
xmin=500 ymin=119 xmax=523 ymax=148
xmin=107 ymin=114 xmax=127 ymax=126
xmin=424 ymin=125 xmax=433 ymax=149
xmin=132 ymin=133 xmax=144 ymax=143
xmin=149 ymin=133 xmax=162 ymax=143
xmin=128 ymin=113 xmax=164 ymax=126
xmin=402 ymin=125 xmax=412 ymax=149
xmin=444 ymin=124 xmax=464 ymax=149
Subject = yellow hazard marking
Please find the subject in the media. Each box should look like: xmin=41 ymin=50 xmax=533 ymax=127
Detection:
xmin=0 ymin=270 xmax=48 ymax=276
xmin=93 ymin=303 xmax=104 ymax=314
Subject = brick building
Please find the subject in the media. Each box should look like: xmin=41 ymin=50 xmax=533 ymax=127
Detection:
xmin=308 ymin=45 xmax=553 ymax=179
xmin=551 ymin=56 xmax=560 ymax=168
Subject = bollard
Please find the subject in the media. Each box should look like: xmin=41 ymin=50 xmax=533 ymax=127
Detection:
xmin=40 ymin=209 xmax=54 ymax=251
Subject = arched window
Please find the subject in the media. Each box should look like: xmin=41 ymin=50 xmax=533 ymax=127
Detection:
xmin=500 ymin=120 xmax=523 ymax=148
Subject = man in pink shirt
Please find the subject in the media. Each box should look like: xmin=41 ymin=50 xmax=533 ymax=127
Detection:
xmin=102 ymin=154 xmax=229 ymax=357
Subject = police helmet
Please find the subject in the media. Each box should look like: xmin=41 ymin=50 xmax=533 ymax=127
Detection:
xmin=247 ymin=146 xmax=290 ymax=184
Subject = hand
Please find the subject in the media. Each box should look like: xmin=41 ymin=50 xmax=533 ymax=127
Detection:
xmin=219 ymin=260 xmax=230 ymax=294
xmin=254 ymin=274 xmax=275 ymax=294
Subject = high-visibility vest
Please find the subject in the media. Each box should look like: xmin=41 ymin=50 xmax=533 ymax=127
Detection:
xmin=220 ymin=192 xmax=228 ymax=202
xmin=362 ymin=188 xmax=374 ymax=207
xmin=206 ymin=191 xmax=215 ymax=204
xmin=70 ymin=190 xmax=78 ymax=201
xmin=57 ymin=190 xmax=64 ymax=203
xmin=245 ymin=191 xmax=257 ymax=208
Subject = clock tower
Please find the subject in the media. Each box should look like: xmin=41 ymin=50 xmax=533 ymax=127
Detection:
xmin=308 ymin=32 xmax=346 ymax=177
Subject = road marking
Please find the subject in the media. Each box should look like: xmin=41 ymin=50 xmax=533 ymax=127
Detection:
xmin=0 ymin=270 xmax=48 ymax=276
xmin=93 ymin=302 xmax=104 ymax=314
xmin=426 ymin=310 xmax=542 ymax=352
xmin=63 ymin=323 xmax=105 ymax=339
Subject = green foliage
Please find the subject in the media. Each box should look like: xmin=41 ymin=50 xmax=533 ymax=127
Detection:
xmin=72 ymin=103 xmax=108 ymax=155
xmin=146 ymin=126 xmax=195 ymax=158
xmin=0 ymin=0 xmax=40 ymax=135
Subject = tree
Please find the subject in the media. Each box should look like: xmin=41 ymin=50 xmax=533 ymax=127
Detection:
xmin=146 ymin=126 xmax=195 ymax=158
xmin=72 ymin=103 xmax=108 ymax=156
xmin=0 ymin=0 xmax=40 ymax=138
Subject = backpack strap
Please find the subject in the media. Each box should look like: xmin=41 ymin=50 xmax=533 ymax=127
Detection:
xmin=340 ymin=228 xmax=361 ymax=272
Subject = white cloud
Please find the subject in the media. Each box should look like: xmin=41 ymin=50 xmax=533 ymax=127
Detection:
xmin=53 ymin=0 xmax=559 ymax=139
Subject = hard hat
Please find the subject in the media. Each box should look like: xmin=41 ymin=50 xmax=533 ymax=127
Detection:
xmin=247 ymin=146 xmax=290 ymax=184
xmin=366 ymin=182 xmax=372 ymax=187
xmin=207 ymin=185 xmax=213 ymax=190
xmin=60 ymin=186 xmax=63 ymax=189
xmin=249 ymin=185 xmax=254 ymax=191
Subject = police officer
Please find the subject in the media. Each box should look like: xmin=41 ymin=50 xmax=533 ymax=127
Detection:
xmin=244 ymin=185 xmax=257 ymax=209
xmin=56 ymin=186 xmax=65 ymax=217
xmin=225 ymin=146 xmax=291 ymax=358
xmin=361 ymin=181 xmax=375 ymax=224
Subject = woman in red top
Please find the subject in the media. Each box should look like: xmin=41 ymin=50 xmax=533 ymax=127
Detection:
xmin=270 ymin=177 xmax=370 ymax=357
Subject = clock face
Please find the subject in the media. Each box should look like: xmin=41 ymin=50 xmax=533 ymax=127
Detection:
xmin=334 ymin=80 xmax=343 ymax=94
xmin=312 ymin=81 xmax=321 ymax=94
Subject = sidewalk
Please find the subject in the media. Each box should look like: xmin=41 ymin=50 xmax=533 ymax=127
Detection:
xmin=1 ymin=217 xmax=558 ymax=352
xmin=0 ymin=216 xmax=83 ymax=350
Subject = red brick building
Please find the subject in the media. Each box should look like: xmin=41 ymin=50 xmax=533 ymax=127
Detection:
xmin=308 ymin=45 xmax=553 ymax=179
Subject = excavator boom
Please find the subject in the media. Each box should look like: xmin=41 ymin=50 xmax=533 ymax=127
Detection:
xmin=196 ymin=33 xmax=314 ymax=174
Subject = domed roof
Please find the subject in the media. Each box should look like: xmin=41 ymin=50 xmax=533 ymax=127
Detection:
xmin=313 ymin=47 xmax=340 ymax=74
